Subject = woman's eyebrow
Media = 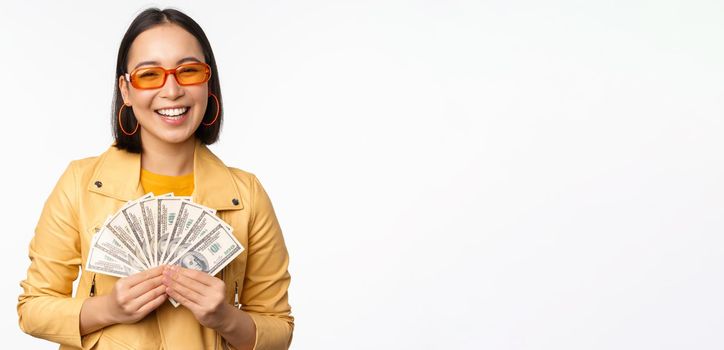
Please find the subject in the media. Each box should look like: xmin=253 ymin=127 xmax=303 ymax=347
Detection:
xmin=132 ymin=56 xmax=202 ymax=70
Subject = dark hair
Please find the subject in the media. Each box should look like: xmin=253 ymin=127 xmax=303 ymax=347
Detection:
xmin=112 ymin=8 xmax=222 ymax=153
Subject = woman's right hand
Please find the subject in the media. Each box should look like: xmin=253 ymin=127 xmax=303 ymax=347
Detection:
xmin=106 ymin=265 xmax=168 ymax=324
xmin=80 ymin=266 xmax=168 ymax=335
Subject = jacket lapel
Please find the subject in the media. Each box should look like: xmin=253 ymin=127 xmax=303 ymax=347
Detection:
xmin=192 ymin=141 xmax=244 ymax=211
xmin=87 ymin=145 xmax=144 ymax=201
xmin=87 ymin=141 xmax=243 ymax=211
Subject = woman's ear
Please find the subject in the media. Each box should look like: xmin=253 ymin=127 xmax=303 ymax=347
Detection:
xmin=118 ymin=75 xmax=130 ymax=105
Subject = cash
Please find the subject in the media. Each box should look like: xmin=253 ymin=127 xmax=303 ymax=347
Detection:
xmin=85 ymin=193 xmax=244 ymax=307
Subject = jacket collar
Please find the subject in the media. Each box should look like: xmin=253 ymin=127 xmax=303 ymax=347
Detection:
xmin=88 ymin=140 xmax=243 ymax=211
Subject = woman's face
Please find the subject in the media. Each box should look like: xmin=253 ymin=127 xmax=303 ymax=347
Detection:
xmin=119 ymin=23 xmax=208 ymax=149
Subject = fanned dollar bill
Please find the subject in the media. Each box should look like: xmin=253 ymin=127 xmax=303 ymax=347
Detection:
xmin=164 ymin=210 xmax=222 ymax=265
xmin=86 ymin=232 xmax=141 ymax=278
xmin=156 ymin=197 xmax=191 ymax=266
xmin=166 ymin=222 xmax=242 ymax=307
xmin=169 ymin=223 xmax=243 ymax=276
xmin=119 ymin=193 xmax=154 ymax=267
xmin=86 ymin=193 xmax=244 ymax=307
xmin=87 ymin=225 xmax=146 ymax=274
xmin=161 ymin=201 xmax=215 ymax=264
xmin=139 ymin=193 xmax=173 ymax=267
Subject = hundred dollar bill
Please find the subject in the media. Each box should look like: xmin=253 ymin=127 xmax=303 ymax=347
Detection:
xmin=161 ymin=201 xmax=216 ymax=264
xmin=167 ymin=224 xmax=243 ymax=307
xmin=106 ymin=194 xmax=153 ymax=268
xmin=120 ymin=193 xmax=154 ymax=267
xmin=139 ymin=193 xmax=173 ymax=267
xmin=165 ymin=209 xmax=227 ymax=307
xmin=163 ymin=210 xmax=227 ymax=265
xmin=90 ymin=225 xmax=147 ymax=273
xmin=156 ymin=197 xmax=191 ymax=265
xmin=86 ymin=234 xmax=140 ymax=278
xmin=169 ymin=223 xmax=243 ymax=277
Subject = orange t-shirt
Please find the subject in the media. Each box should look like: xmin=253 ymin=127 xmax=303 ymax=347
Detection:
xmin=140 ymin=168 xmax=194 ymax=196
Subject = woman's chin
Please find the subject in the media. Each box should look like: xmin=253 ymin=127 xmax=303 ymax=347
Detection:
xmin=142 ymin=130 xmax=196 ymax=146
xmin=162 ymin=134 xmax=196 ymax=145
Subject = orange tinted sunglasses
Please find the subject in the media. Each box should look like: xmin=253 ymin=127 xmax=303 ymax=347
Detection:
xmin=125 ymin=62 xmax=212 ymax=89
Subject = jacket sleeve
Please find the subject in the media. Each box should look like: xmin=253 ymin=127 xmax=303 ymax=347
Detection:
xmin=242 ymin=175 xmax=294 ymax=350
xmin=17 ymin=161 xmax=92 ymax=348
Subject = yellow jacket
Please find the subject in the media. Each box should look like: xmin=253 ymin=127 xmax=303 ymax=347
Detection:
xmin=18 ymin=141 xmax=293 ymax=350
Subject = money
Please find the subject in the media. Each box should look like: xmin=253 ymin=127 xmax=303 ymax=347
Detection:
xmin=139 ymin=193 xmax=172 ymax=267
xmin=164 ymin=210 xmax=221 ymax=265
xmin=170 ymin=223 xmax=243 ymax=276
xmin=161 ymin=201 xmax=215 ymax=264
xmin=86 ymin=234 xmax=140 ymax=278
xmin=86 ymin=193 xmax=244 ymax=307
xmin=156 ymin=197 xmax=190 ymax=266
xmin=88 ymin=225 xmax=147 ymax=273
xmin=120 ymin=195 xmax=154 ymax=267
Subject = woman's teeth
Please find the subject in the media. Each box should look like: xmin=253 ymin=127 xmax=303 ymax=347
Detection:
xmin=156 ymin=107 xmax=189 ymax=117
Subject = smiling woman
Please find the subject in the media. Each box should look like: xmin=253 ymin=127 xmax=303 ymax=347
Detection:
xmin=118 ymin=23 xmax=213 ymax=158
xmin=113 ymin=9 xmax=222 ymax=155
xmin=17 ymin=8 xmax=293 ymax=350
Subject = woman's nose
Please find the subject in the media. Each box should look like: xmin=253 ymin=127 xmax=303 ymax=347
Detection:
xmin=159 ymin=73 xmax=184 ymax=99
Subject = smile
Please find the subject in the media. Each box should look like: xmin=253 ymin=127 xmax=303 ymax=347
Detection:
xmin=154 ymin=106 xmax=190 ymax=126
xmin=155 ymin=106 xmax=189 ymax=118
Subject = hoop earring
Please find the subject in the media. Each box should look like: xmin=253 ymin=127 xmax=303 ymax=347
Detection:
xmin=202 ymin=92 xmax=220 ymax=126
xmin=118 ymin=104 xmax=139 ymax=136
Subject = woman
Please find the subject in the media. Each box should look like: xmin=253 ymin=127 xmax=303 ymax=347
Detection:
xmin=17 ymin=8 xmax=293 ymax=350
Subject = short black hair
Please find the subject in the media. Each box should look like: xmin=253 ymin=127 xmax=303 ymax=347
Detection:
xmin=112 ymin=8 xmax=223 ymax=153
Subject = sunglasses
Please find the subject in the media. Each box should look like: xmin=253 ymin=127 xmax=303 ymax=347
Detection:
xmin=125 ymin=62 xmax=212 ymax=89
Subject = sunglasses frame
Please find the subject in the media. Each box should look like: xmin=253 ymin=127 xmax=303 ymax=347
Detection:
xmin=124 ymin=62 xmax=212 ymax=90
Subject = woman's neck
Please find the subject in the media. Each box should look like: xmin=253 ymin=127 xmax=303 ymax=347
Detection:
xmin=141 ymin=137 xmax=196 ymax=176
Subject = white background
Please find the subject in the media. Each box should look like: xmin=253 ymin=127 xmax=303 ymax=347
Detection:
xmin=1 ymin=1 xmax=723 ymax=349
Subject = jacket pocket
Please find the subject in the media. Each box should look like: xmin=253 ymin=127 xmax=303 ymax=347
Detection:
xmin=93 ymin=332 xmax=135 ymax=350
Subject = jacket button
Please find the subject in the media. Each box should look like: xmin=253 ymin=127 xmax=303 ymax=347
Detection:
xmin=232 ymin=198 xmax=239 ymax=206
xmin=94 ymin=181 xmax=103 ymax=188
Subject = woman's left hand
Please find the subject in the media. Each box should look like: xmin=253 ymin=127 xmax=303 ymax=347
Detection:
xmin=162 ymin=265 xmax=232 ymax=330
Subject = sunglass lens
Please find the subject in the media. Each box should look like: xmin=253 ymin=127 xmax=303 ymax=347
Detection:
xmin=132 ymin=67 xmax=165 ymax=89
xmin=176 ymin=64 xmax=209 ymax=85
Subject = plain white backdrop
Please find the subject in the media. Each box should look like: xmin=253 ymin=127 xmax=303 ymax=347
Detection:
xmin=1 ymin=0 xmax=723 ymax=349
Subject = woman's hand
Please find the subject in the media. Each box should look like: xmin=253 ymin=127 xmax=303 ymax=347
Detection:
xmin=162 ymin=265 xmax=257 ymax=350
xmin=162 ymin=265 xmax=230 ymax=330
xmin=106 ymin=265 xmax=168 ymax=324
xmin=80 ymin=266 xmax=167 ymax=335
